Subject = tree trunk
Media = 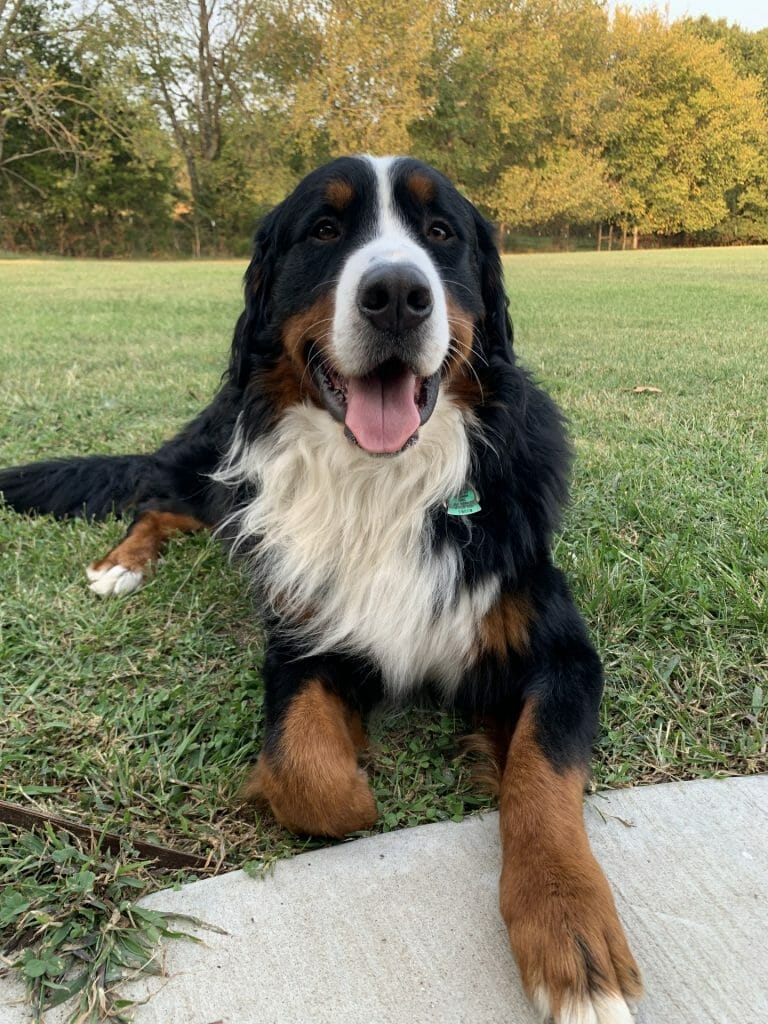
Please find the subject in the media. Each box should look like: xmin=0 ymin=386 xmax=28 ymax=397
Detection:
xmin=198 ymin=0 xmax=220 ymax=161
xmin=621 ymin=225 xmax=628 ymax=251
xmin=632 ymin=226 xmax=639 ymax=250
xmin=608 ymin=224 xmax=614 ymax=251
xmin=597 ymin=223 xmax=603 ymax=251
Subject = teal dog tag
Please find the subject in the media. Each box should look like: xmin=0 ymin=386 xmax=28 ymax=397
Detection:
xmin=446 ymin=488 xmax=481 ymax=516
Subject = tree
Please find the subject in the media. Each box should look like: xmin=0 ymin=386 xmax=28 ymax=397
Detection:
xmin=247 ymin=0 xmax=438 ymax=161
xmin=487 ymin=147 xmax=617 ymax=237
xmin=102 ymin=0 xmax=262 ymax=254
xmin=684 ymin=17 xmax=768 ymax=103
xmin=0 ymin=1 xmax=97 ymax=203
xmin=411 ymin=0 xmax=612 ymax=233
xmin=0 ymin=0 xmax=174 ymax=254
xmin=601 ymin=10 xmax=767 ymax=239
xmin=3 ymin=1 xmax=768 ymax=253
xmin=682 ymin=17 xmax=768 ymax=241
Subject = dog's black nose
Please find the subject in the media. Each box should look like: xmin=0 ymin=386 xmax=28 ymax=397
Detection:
xmin=357 ymin=264 xmax=433 ymax=334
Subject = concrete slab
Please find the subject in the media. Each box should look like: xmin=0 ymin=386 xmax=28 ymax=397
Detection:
xmin=3 ymin=776 xmax=767 ymax=1023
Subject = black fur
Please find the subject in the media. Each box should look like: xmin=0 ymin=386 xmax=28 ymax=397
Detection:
xmin=0 ymin=453 xmax=153 ymax=520
xmin=0 ymin=384 xmax=240 ymax=524
xmin=2 ymin=157 xmax=641 ymax=1016
xmin=1 ymin=155 xmax=600 ymax=773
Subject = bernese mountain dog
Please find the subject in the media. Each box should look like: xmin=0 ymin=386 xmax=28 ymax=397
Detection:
xmin=0 ymin=156 xmax=641 ymax=1023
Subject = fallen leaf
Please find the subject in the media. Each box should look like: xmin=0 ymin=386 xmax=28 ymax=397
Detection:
xmin=630 ymin=385 xmax=662 ymax=393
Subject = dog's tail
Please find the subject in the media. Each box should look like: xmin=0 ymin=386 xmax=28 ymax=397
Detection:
xmin=0 ymin=454 xmax=152 ymax=520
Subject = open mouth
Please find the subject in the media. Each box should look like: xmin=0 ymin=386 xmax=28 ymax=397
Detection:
xmin=308 ymin=347 xmax=440 ymax=455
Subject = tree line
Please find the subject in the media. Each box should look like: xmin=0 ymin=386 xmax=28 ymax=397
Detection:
xmin=1 ymin=0 xmax=767 ymax=256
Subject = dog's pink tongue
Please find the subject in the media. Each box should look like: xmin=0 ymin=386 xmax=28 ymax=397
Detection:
xmin=345 ymin=369 xmax=420 ymax=453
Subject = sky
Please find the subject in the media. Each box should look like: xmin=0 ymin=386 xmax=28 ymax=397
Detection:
xmin=626 ymin=0 xmax=768 ymax=31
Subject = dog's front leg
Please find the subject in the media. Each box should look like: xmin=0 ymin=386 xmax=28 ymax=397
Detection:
xmin=496 ymin=588 xmax=642 ymax=1022
xmin=241 ymin=640 xmax=378 ymax=838
xmin=87 ymin=508 xmax=208 ymax=595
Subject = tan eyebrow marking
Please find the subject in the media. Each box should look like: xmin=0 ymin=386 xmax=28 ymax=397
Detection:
xmin=406 ymin=171 xmax=435 ymax=204
xmin=325 ymin=179 xmax=355 ymax=210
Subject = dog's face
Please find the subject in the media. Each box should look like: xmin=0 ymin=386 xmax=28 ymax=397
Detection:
xmin=235 ymin=156 xmax=511 ymax=455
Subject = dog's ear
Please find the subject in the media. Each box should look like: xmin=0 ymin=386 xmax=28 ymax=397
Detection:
xmin=472 ymin=209 xmax=514 ymax=362
xmin=229 ymin=202 xmax=285 ymax=388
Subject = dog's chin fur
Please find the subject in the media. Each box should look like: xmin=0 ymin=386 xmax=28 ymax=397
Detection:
xmin=216 ymin=393 xmax=499 ymax=696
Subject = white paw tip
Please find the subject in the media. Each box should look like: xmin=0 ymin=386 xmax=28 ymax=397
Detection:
xmin=535 ymin=988 xmax=635 ymax=1024
xmin=592 ymin=993 xmax=635 ymax=1024
xmin=87 ymin=563 xmax=144 ymax=596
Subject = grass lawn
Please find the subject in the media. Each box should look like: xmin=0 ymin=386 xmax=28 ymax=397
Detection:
xmin=1 ymin=248 xmax=767 ymax=1018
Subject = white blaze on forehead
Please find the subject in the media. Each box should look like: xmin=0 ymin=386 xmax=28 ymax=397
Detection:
xmin=368 ymin=155 xmax=410 ymax=250
xmin=330 ymin=155 xmax=451 ymax=378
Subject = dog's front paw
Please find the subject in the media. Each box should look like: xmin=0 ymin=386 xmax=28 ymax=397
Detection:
xmin=501 ymin=851 xmax=642 ymax=1023
xmin=242 ymin=752 xmax=378 ymax=839
xmin=86 ymin=561 xmax=144 ymax=596
xmin=531 ymin=987 xmax=637 ymax=1024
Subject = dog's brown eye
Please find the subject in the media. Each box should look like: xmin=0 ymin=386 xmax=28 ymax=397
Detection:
xmin=427 ymin=220 xmax=452 ymax=242
xmin=311 ymin=219 xmax=340 ymax=241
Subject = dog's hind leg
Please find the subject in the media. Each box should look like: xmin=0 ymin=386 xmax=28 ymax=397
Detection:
xmin=86 ymin=510 xmax=208 ymax=596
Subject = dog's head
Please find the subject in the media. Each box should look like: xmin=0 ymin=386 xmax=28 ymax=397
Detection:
xmin=232 ymin=156 xmax=512 ymax=455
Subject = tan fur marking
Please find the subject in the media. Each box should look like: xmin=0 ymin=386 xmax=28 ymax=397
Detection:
xmin=259 ymin=354 xmax=307 ymax=415
xmin=325 ymin=178 xmax=354 ymax=210
xmin=445 ymin=375 xmax=482 ymax=410
xmin=90 ymin=511 xmax=206 ymax=576
xmin=406 ymin=171 xmax=435 ymax=204
xmin=445 ymin=296 xmax=475 ymax=366
xmin=263 ymin=292 xmax=336 ymax=414
xmin=241 ymin=679 xmax=377 ymax=838
xmin=479 ymin=592 xmax=532 ymax=658
xmin=443 ymin=296 xmax=481 ymax=409
xmin=281 ymin=291 xmax=335 ymax=366
xmin=458 ymin=724 xmax=512 ymax=797
xmin=499 ymin=704 xmax=642 ymax=1014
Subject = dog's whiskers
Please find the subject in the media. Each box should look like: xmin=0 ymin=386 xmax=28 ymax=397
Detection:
xmin=442 ymin=277 xmax=476 ymax=297
xmin=444 ymin=316 xmax=490 ymax=370
xmin=299 ymin=339 xmax=333 ymax=394
xmin=446 ymin=340 xmax=485 ymax=403
xmin=310 ymin=275 xmax=343 ymax=295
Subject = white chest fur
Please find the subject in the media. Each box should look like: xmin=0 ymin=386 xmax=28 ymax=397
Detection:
xmin=217 ymin=397 xmax=498 ymax=695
